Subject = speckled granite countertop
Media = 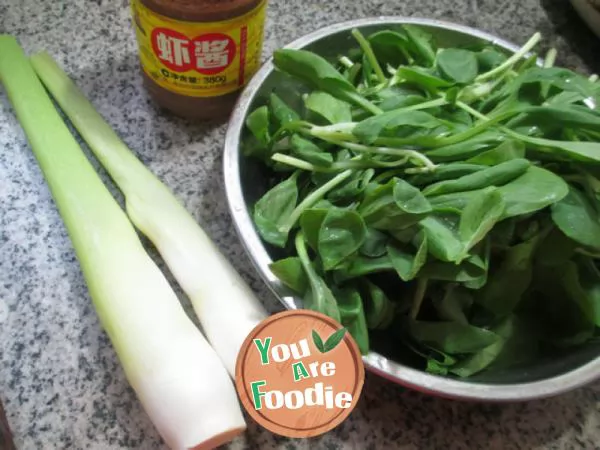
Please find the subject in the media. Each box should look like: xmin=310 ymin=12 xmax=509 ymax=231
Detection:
xmin=1 ymin=0 xmax=599 ymax=448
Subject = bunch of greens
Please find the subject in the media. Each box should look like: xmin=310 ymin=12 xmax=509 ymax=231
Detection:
xmin=244 ymin=25 xmax=600 ymax=378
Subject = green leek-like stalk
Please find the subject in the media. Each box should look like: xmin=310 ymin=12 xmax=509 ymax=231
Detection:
xmin=0 ymin=36 xmax=245 ymax=450
xmin=30 ymin=52 xmax=268 ymax=377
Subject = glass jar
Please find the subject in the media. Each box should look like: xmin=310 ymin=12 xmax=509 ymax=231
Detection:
xmin=131 ymin=0 xmax=267 ymax=120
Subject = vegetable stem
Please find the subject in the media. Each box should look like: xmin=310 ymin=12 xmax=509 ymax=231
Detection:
xmin=475 ymin=32 xmax=542 ymax=82
xmin=543 ymin=48 xmax=557 ymax=68
xmin=336 ymin=141 xmax=437 ymax=171
xmin=273 ymin=152 xmax=417 ymax=172
xmin=295 ymin=231 xmax=318 ymax=279
xmin=351 ymin=28 xmax=387 ymax=83
xmin=272 ymin=153 xmax=319 ymax=171
xmin=308 ymin=125 xmax=358 ymax=143
xmin=344 ymin=90 xmax=384 ymax=115
xmin=339 ymin=56 xmax=354 ymax=69
xmin=279 ymin=169 xmax=353 ymax=233
xmin=394 ymin=97 xmax=448 ymax=113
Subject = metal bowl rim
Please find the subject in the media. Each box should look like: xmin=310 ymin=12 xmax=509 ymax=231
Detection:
xmin=223 ymin=16 xmax=600 ymax=401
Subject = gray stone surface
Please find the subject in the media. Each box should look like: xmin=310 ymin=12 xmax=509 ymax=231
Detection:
xmin=1 ymin=0 xmax=599 ymax=448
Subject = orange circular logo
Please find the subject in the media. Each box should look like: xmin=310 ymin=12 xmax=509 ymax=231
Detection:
xmin=235 ymin=310 xmax=365 ymax=438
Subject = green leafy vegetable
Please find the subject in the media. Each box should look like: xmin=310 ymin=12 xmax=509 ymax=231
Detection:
xmin=335 ymin=287 xmax=369 ymax=354
xmin=423 ymin=159 xmax=531 ymax=197
xmin=359 ymin=178 xmax=432 ymax=230
xmin=270 ymin=93 xmax=300 ymax=125
xmin=388 ymin=236 xmax=428 ymax=281
xmin=408 ymin=320 xmax=500 ymax=354
xmin=269 ymin=257 xmax=308 ymax=294
xmin=458 ymin=187 xmax=505 ymax=258
xmin=247 ymin=25 xmax=600 ymax=380
xmin=304 ymin=91 xmax=353 ymax=124
xmin=318 ymin=208 xmax=367 ymax=270
xmin=437 ymin=48 xmax=479 ymax=84
xmin=253 ymin=174 xmax=298 ymax=247
xmin=551 ymin=186 xmax=600 ymax=251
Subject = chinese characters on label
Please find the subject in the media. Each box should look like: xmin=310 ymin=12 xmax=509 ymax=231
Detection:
xmin=151 ymin=29 xmax=236 ymax=75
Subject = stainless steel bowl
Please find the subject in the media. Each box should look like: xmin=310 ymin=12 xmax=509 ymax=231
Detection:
xmin=224 ymin=17 xmax=600 ymax=401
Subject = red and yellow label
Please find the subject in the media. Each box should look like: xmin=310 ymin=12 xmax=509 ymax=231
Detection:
xmin=131 ymin=0 xmax=267 ymax=97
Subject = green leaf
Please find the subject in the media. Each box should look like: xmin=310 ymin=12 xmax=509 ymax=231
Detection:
xmin=246 ymin=105 xmax=271 ymax=146
xmin=378 ymin=92 xmax=427 ymax=111
xmin=476 ymin=48 xmax=508 ymax=71
xmin=304 ymin=91 xmax=353 ymax=124
xmin=516 ymin=134 xmax=600 ymax=164
xmin=551 ymin=186 xmax=600 ymax=251
xmin=433 ymin=285 xmax=473 ymax=325
xmin=323 ymin=327 xmax=348 ymax=353
xmin=419 ymin=215 xmax=463 ymax=262
xmin=312 ymin=329 xmax=325 ymax=352
xmin=393 ymin=178 xmax=433 ymax=214
xmin=395 ymin=67 xmax=453 ymax=91
xmin=387 ymin=236 xmax=428 ymax=281
xmin=424 ymin=131 xmax=501 ymax=162
xmin=499 ymin=166 xmax=569 ymax=218
xmin=335 ymin=287 xmax=369 ymax=354
xmin=353 ymin=109 xmax=443 ymax=144
xmin=274 ymin=48 xmax=355 ymax=94
xmin=403 ymin=25 xmax=437 ymax=66
xmin=529 ymin=261 xmax=596 ymax=346
xmin=436 ymin=48 xmax=478 ymax=84
xmin=509 ymin=105 xmax=600 ymax=133
xmin=466 ymin=140 xmax=525 ymax=166
xmin=426 ymin=359 xmax=450 ymax=375
xmin=409 ymin=163 xmax=486 ymax=186
xmin=269 ymin=93 xmax=300 ymax=126
xmin=253 ymin=174 xmax=298 ymax=247
xmin=296 ymin=232 xmax=341 ymax=322
xmin=582 ymin=170 xmax=600 ymax=203
xmin=361 ymin=280 xmax=395 ymax=330
xmin=449 ymin=315 xmax=513 ymax=377
xmin=464 ymin=239 xmax=491 ymax=289
xmin=269 ymin=257 xmax=308 ymax=294
xmin=318 ymin=209 xmax=367 ymax=270
xmin=339 ymin=255 xmax=394 ymax=281
xmin=408 ymin=320 xmax=500 ymax=354
xmin=290 ymin=134 xmax=333 ymax=167
xmin=488 ymin=218 xmax=517 ymax=249
xmin=424 ymin=159 xmax=531 ymax=197
xmin=273 ymin=49 xmax=377 ymax=112
xmin=429 ymin=191 xmax=476 ymax=213
xmin=368 ymin=30 xmax=412 ymax=67
xmin=500 ymin=67 xmax=598 ymax=109
xmin=420 ymin=253 xmax=487 ymax=282
xmin=359 ymin=228 xmax=389 ymax=257
xmin=328 ymin=169 xmax=374 ymax=203
xmin=299 ymin=208 xmax=328 ymax=251
xmin=389 ymin=226 xmax=419 ymax=244
xmin=576 ymin=257 xmax=600 ymax=327
xmin=430 ymin=166 xmax=570 ymax=218
xmin=535 ymin=227 xmax=576 ymax=267
xmin=559 ymin=260 xmax=599 ymax=329
xmin=458 ymin=187 xmax=505 ymax=258
xmin=359 ymin=178 xmax=432 ymax=231
xmin=476 ymin=233 xmax=541 ymax=317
